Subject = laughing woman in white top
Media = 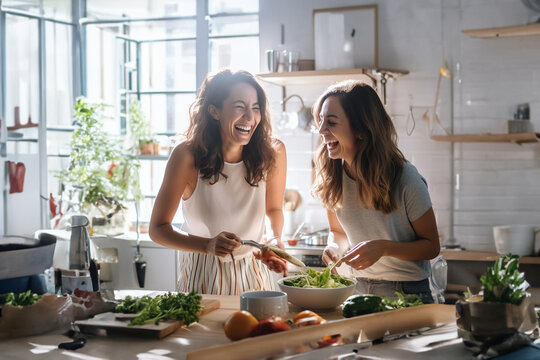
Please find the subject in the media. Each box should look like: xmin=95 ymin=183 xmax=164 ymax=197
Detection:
xmin=313 ymin=81 xmax=440 ymax=303
xmin=149 ymin=70 xmax=287 ymax=295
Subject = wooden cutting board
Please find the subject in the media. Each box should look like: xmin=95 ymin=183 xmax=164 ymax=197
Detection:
xmin=75 ymin=298 xmax=220 ymax=339
xmin=187 ymin=304 xmax=457 ymax=360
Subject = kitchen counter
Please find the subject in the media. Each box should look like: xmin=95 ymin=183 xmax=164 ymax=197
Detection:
xmin=0 ymin=293 xmax=475 ymax=360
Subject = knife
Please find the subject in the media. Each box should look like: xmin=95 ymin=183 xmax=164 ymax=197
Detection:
xmin=241 ymin=240 xmax=306 ymax=268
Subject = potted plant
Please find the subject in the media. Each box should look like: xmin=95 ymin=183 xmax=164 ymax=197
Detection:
xmin=57 ymin=97 xmax=143 ymax=235
xmin=456 ymin=254 xmax=538 ymax=353
xmin=128 ymin=99 xmax=159 ymax=155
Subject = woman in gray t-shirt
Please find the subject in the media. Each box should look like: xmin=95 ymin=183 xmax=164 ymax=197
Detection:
xmin=312 ymin=81 xmax=440 ymax=303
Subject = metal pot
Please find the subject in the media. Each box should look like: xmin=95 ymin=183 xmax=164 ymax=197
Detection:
xmin=302 ymin=230 xmax=328 ymax=246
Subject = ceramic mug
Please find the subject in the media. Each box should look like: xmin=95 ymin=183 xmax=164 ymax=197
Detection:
xmin=240 ymin=291 xmax=288 ymax=320
xmin=493 ymin=225 xmax=540 ymax=257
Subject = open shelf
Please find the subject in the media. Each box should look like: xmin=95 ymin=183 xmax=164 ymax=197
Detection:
xmin=430 ymin=132 xmax=540 ymax=144
xmin=441 ymin=249 xmax=540 ymax=265
xmin=257 ymin=68 xmax=409 ymax=86
xmin=462 ymin=22 xmax=540 ymax=38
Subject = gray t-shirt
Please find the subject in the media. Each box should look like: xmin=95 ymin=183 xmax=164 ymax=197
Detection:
xmin=335 ymin=162 xmax=432 ymax=281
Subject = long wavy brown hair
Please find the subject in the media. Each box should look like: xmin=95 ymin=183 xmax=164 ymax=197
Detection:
xmin=185 ymin=69 xmax=276 ymax=186
xmin=311 ymin=81 xmax=405 ymax=213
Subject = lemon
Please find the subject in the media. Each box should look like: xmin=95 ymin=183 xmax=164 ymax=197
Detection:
xmin=223 ymin=310 xmax=259 ymax=341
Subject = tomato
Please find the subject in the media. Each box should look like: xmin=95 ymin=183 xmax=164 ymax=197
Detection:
xmin=223 ymin=310 xmax=259 ymax=341
xmin=294 ymin=316 xmax=327 ymax=327
xmin=248 ymin=316 xmax=290 ymax=337
xmin=293 ymin=310 xmax=325 ymax=324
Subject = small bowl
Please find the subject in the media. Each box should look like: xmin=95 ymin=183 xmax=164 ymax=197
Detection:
xmin=240 ymin=291 xmax=288 ymax=320
xmin=277 ymin=276 xmax=357 ymax=310
xmin=287 ymin=239 xmax=298 ymax=246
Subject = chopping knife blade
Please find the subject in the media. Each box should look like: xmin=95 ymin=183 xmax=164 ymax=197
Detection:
xmin=241 ymin=240 xmax=306 ymax=268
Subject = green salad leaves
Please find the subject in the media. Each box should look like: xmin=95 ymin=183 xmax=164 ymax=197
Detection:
xmin=114 ymin=291 xmax=203 ymax=326
xmin=282 ymin=268 xmax=355 ymax=288
xmin=5 ymin=290 xmax=43 ymax=307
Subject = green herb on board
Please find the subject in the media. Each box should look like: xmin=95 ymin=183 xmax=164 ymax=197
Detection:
xmin=114 ymin=291 xmax=203 ymax=326
xmin=5 ymin=290 xmax=43 ymax=307
xmin=342 ymin=292 xmax=424 ymax=318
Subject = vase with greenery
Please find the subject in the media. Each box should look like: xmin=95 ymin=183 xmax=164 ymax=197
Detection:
xmin=128 ymin=99 xmax=158 ymax=155
xmin=57 ymin=97 xmax=143 ymax=235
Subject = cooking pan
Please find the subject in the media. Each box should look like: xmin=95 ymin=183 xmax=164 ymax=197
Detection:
xmin=0 ymin=233 xmax=56 ymax=280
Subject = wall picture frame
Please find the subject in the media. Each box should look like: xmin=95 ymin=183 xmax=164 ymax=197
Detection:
xmin=313 ymin=5 xmax=378 ymax=70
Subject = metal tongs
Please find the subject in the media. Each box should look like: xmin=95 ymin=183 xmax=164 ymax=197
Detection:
xmin=241 ymin=240 xmax=306 ymax=268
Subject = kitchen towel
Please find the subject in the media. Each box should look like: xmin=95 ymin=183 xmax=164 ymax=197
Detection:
xmin=7 ymin=161 xmax=26 ymax=194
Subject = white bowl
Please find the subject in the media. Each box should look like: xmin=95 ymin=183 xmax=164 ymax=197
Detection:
xmin=277 ymin=275 xmax=357 ymax=310
xmin=240 ymin=291 xmax=289 ymax=320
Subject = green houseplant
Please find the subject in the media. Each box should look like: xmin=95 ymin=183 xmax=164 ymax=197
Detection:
xmin=58 ymin=97 xmax=143 ymax=234
xmin=128 ymin=99 xmax=159 ymax=155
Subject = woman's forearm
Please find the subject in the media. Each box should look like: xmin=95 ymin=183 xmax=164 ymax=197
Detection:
xmin=379 ymin=238 xmax=440 ymax=260
xmin=149 ymin=223 xmax=210 ymax=253
xmin=266 ymin=209 xmax=284 ymax=241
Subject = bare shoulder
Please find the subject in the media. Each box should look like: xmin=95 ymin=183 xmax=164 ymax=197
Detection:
xmin=169 ymin=142 xmax=196 ymax=173
xmin=272 ymin=138 xmax=287 ymax=160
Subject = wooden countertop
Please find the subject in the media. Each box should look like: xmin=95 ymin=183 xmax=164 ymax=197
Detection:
xmin=0 ymin=293 xmax=467 ymax=360
xmin=441 ymin=249 xmax=540 ymax=264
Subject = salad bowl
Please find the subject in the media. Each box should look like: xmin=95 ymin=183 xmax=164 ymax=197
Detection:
xmin=277 ymin=270 xmax=357 ymax=310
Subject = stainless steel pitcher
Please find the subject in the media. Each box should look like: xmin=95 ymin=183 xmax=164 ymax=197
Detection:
xmin=69 ymin=215 xmax=91 ymax=270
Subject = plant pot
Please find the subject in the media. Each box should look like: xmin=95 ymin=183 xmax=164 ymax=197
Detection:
xmin=456 ymin=296 xmax=538 ymax=339
xmin=140 ymin=143 xmax=154 ymax=155
xmin=152 ymin=143 xmax=160 ymax=155
xmin=86 ymin=203 xmax=129 ymax=236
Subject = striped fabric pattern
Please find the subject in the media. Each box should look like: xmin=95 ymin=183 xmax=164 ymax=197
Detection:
xmin=177 ymin=252 xmax=275 ymax=295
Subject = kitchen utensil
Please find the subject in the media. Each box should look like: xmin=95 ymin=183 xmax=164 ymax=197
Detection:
xmin=241 ymin=240 xmax=306 ymax=268
xmin=265 ymin=49 xmax=280 ymax=72
xmin=240 ymin=291 xmax=288 ymax=320
xmin=75 ymin=297 xmax=220 ymax=339
xmin=281 ymin=94 xmax=314 ymax=131
xmin=301 ymin=229 xmax=329 ymax=246
xmin=7 ymin=161 xmax=25 ymax=194
xmin=277 ymin=276 xmax=356 ymax=310
xmin=328 ymin=256 xmax=344 ymax=272
xmin=133 ymin=201 xmax=147 ymax=288
xmin=0 ymin=233 xmax=56 ymax=280
xmin=493 ymin=225 xmax=539 ymax=257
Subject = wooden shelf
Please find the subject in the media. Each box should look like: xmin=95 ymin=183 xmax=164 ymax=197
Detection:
xmin=441 ymin=249 xmax=540 ymax=264
xmin=257 ymin=68 xmax=409 ymax=86
xmin=462 ymin=22 xmax=540 ymax=38
xmin=430 ymin=132 xmax=540 ymax=144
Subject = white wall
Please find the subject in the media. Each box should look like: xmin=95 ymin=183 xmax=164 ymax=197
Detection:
xmin=260 ymin=0 xmax=540 ymax=251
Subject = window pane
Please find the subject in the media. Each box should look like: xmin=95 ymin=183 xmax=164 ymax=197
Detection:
xmin=45 ymin=22 xmax=74 ymax=127
xmin=209 ymin=14 xmax=258 ymax=37
xmin=139 ymin=40 xmax=196 ymax=91
xmin=87 ymin=0 xmax=195 ymax=19
xmin=2 ymin=0 xmax=72 ymax=22
xmin=5 ymin=15 xmax=40 ymax=132
xmin=128 ymin=19 xmax=196 ymax=40
xmin=1 ymin=0 xmax=41 ymax=15
xmin=210 ymin=37 xmax=259 ymax=74
xmin=209 ymin=0 xmax=258 ymax=14
xmin=135 ymin=93 xmax=195 ymax=134
xmin=86 ymin=24 xmax=121 ymax=106
xmin=43 ymin=0 xmax=72 ymax=22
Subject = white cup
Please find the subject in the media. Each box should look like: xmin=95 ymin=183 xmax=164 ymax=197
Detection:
xmin=493 ymin=225 xmax=540 ymax=257
xmin=240 ymin=291 xmax=288 ymax=320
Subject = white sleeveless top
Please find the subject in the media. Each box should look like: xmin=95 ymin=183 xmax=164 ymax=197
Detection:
xmin=180 ymin=161 xmax=266 ymax=262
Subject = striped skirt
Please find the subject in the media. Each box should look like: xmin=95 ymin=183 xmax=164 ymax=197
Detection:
xmin=176 ymin=252 xmax=275 ymax=295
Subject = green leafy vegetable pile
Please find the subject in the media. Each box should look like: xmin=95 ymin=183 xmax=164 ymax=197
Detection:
xmin=5 ymin=290 xmax=43 ymax=307
xmin=282 ymin=268 xmax=355 ymax=289
xmin=480 ymin=254 xmax=529 ymax=305
xmin=342 ymin=292 xmax=424 ymax=318
xmin=114 ymin=291 xmax=203 ymax=326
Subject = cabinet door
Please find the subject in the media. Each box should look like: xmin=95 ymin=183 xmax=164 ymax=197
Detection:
xmin=136 ymin=247 xmax=177 ymax=291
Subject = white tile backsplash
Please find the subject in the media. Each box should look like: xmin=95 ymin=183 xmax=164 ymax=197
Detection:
xmin=260 ymin=0 xmax=540 ymax=250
